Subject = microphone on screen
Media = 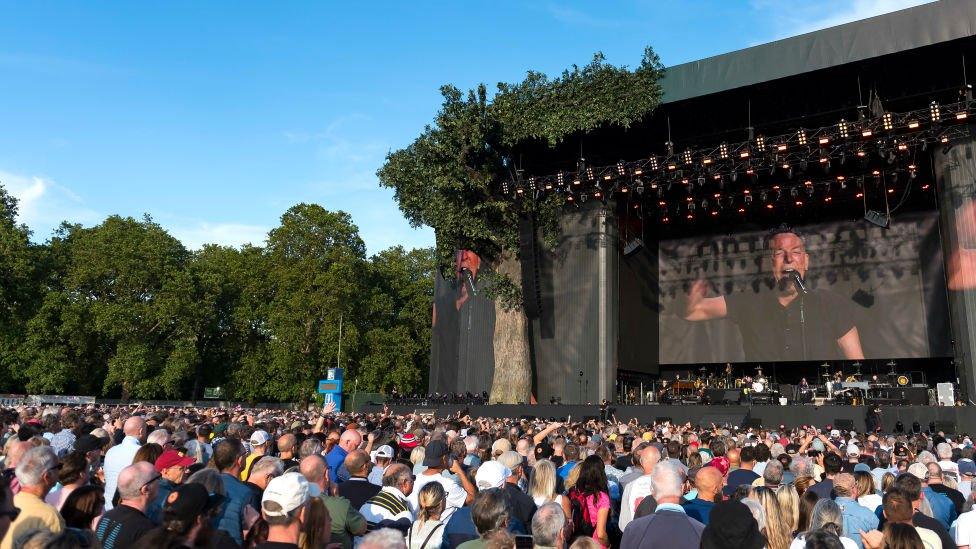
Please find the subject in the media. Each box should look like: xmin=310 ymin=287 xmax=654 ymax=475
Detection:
xmin=461 ymin=267 xmax=478 ymax=296
xmin=784 ymin=267 xmax=808 ymax=294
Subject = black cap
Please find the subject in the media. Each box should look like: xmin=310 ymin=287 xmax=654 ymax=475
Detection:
xmin=534 ymin=441 xmax=554 ymax=460
xmin=74 ymin=434 xmax=103 ymax=454
xmin=422 ymin=440 xmax=449 ymax=467
xmin=701 ymin=500 xmax=767 ymax=549
xmin=164 ymin=483 xmax=225 ymax=522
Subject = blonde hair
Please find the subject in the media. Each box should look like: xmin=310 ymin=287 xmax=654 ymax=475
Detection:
xmin=854 ymin=471 xmax=876 ymax=500
xmin=563 ymin=463 xmax=582 ymax=491
xmin=410 ymin=446 xmax=426 ymax=466
xmin=754 ymin=487 xmax=791 ymax=549
xmin=529 ymin=459 xmax=558 ymax=503
xmin=775 ymin=485 xmax=798 ymax=534
xmin=418 ymin=481 xmax=446 ymax=525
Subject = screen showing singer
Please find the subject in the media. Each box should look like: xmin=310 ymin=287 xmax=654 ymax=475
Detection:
xmin=681 ymin=228 xmax=863 ymax=361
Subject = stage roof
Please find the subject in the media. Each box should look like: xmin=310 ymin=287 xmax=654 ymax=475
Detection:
xmin=661 ymin=0 xmax=976 ymax=104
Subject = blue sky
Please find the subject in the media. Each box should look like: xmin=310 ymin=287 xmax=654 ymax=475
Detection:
xmin=0 ymin=0 xmax=931 ymax=255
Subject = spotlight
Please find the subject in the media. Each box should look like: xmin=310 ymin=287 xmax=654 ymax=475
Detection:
xmin=702 ymin=157 xmax=713 ymax=165
xmin=711 ymin=211 xmax=719 ymax=217
xmin=839 ymin=120 xmax=849 ymax=139
xmin=738 ymin=207 xmax=746 ymax=213
xmin=930 ymin=101 xmax=941 ymax=122
xmin=662 ymin=216 xmax=670 ymax=223
xmin=648 ymin=157 xmax=659 ymax=170
xmin=573 ymin=178 xmax=581 ymax=186
xmin=819 ymin=136 xmax=830 ymax=145
xmin=824 ymin=195 xmax=833 ymax=203
xmin=798 ymin=129 xmax=808 ymax=146
xmin=617 ymin=160 xmax=626 ymax=176
xmin=897 ymin=142 xmax=908 ymax=151
xmin=766 ymin=204 xmax=774 ymax=209
xmin=502 ymin=181 xmax=511 ymax=194
xmin=557 ymin=172 xmax=565 ymax=187
xmin=861 ymin=129 xmax=873 ymax=138
xmin=667 ymin=163 xmax=677 ymax=171
xmin=921 ymin=183 xmax=931 ymax=190
xmin=544 ymin=181 xmax=553 ymax=191
xmin=882 ymin=112 xmax=893 ymax=131
xmin=739 ymin=149 xmax=750 ymax=159
xmin=795 ymin=200 xmax=803 ymax=207
xmin=756 ymin=135 xmax=766 ymax=152
xmin=620 ymin=185 xmax=629 ymax=193
xmin=907 ymin=120 xmax=920 ymax=129
xmin=586 ymin=166 xmax=595 ymax=180
xmin=720 ymin=143 xmax=729 ymax=159
xmin=957 ymin=111 xmax=969 ymax=120
xmin=634 ymin=168 xmax=643 ymax=175
xmin=776 ymin=144 xmax=787 ymax=152
xmin=683 ymin=150 xmax=693 ymax=164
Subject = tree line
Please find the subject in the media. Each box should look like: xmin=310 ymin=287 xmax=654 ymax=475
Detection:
xmin=0 ymin=186 xmax=433 ymax=403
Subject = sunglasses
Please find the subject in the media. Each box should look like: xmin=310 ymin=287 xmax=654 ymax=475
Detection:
xmin=140 ymin=474 xmax=162 ymax=491
xmin=0 ymin=508 xmax=19 ymax=521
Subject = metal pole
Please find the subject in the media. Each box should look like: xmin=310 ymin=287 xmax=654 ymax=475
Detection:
xmin=337 ymin=314 xmax=343 ymax=369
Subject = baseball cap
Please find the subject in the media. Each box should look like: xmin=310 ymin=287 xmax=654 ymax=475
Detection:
xmin=164 ymin=483 xmax=225 ymax=522
xmin=475 ymin=460 xmax=511 ymax=490
xmin=786 ymin=443 xmax=800 ymax=455
xmin=374 ymin=445 xmax=394 ymax=459
xmin=491 ymin=439 xmax=511 ymax=455
xmin=812 ymin=439 xmax=826 ymax=453
xmin=830 ymin=429 xmax=841 ymax=438
xmin=497 ymin=451 xmax=522 ymax=472
xmin=249 ymin=430 xmax=271 ymax=446
xmin=155 ymin=450 xmax=195 ymax=473
xmin=854 ymin=463 xmax=871 ymax=473
xmin=894 ymin=445 xmax=910 ymax=458
xmin=74 ymin=434 xmax=103 ymax=455
xmin=262 ymin=472 xmax=311 ymax=517
xmin=846 ymin=444 xmax=860 ymax=457
xmin=907 ymin=462 xmax=928 ymax=480
xmin=422 ymin=440 xmax=449 ymax=467
xmin=534 ymin=441 xmax=554 ymax=460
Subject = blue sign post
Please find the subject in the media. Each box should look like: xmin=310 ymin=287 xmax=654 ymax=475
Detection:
xmin=317 ymin=368 xmax=344 ymax=411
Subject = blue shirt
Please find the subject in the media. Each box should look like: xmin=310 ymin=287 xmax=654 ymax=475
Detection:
xmin=325 ymin=445 xmax=349 ymax=485
xmin=682 ymin=498 xmax=715 ymax=525
xmin=216 ymin=472 xmax=260 ymax=545
xmin=557 ymin=461 xmax=577 ymax=480
xmin=923 ymin=486 xmax=957 ymax=530
xmin=835 ymin=497 xmax=879 ymax=549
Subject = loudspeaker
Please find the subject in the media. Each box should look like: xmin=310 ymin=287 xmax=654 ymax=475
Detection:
xmin=834 ymin=419 xmax=855 ymax=432
xmin=518 ymin=214 xmax=542 ymax=319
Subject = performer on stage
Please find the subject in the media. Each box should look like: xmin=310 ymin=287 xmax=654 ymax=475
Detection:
xmin=799 ymin=377 xmax=809 ymax=389
xmin=681 ymin=228 xmax=864 ymax=361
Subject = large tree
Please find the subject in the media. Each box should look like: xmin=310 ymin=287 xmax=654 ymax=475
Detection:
xmin=377 ymin=49 xmax=664 ymax=402
xmin=0 ymin=185 xmax=40 ymax=390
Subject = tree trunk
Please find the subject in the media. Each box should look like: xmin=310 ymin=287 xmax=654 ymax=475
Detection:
xmin=489 ymin=251 xmax=532 ymax=404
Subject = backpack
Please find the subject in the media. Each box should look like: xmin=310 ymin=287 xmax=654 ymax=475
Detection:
xmin=568 ymin=489 xmax=596 ymax=539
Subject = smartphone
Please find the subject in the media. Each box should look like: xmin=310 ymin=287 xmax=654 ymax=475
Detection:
xmin=514 ymin=535 xmax=534 ymax=549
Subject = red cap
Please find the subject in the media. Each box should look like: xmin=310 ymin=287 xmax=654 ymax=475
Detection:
xmin=155 ymin=449 xmax=195 ymax=472
xmin=709 ymin=456 xmax=730 ymax=476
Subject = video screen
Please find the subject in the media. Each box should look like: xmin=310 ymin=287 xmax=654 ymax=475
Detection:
xmin=658 ymin=212 xmax=952 ymax=364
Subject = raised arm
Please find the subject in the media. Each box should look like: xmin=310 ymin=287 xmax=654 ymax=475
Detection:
xmin=682 ymin=279 xmax=728 ymax=321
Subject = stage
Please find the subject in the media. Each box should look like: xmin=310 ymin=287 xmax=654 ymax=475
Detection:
xmin=365 ymin=403 xmax=976 ymax=434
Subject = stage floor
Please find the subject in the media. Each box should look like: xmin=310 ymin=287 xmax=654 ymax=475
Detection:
xmin=365 ymin=403 xmax=976 ymax=434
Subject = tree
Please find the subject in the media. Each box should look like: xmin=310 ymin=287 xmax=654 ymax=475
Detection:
xmin=358 ymin=246 xmax=434 ymax=392
xmin=0 ymin=185 xmax=40 ymax=391
xmin=377 ymin=49 xmax=664 ymax=402
xmin=233 ymin=204 xmax=367 ymax=404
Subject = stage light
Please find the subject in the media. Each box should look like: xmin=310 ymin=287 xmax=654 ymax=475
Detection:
xmin=738 ymin=207 xmax=746 ymax=213
xmin=897 ymin=142 xmax=908 ymax=151
xmin=837 ymin=175 xmax=846 ymax=181
xmin=685 ymin=196 xmax=693 ymax=201
xmin=544 ymin=181 xmax=553 ymax=191
xmin=766 ymin=203 xmax=774 ymax=209
xmin=921 ymin=184 xmax=931 ymax=190
xmin=713 ymin=174 xmax=721 ymax=180
xmin=795 ymin=200 xmax=803 ymax=207
xmin=907 ymin=120 xmax=920 ymax=129
xmin=648 ymin=157 xmax=658 ymax=170
xmin=633 ymin=202 xmax=640 ymax=209
xmin=593 ymin=190 xmax=602 ymax=198
xmin=566 ymin=195 xmax=574 ymax=203
xmin=634 ymin=168 xmax=643 ymax=175
xmin=681 ymin=178 xmax=690 ymax=185
xmin=746 ymin=168 xmax=755 ymax=175
xmin=603 ymin=174 xmax=612 ymax=181
xmin=798 ymin=129 xmax=808 ymax=146
xmin=662 ymin=216 xmax=669 ymax=223
xmin=819 ymin=136 xmax=830 ymax=145
xmin=667 ymin=163 xmax=677 ymax=171
xmin=659 ymin=201 xmax=666 ymax=207
xmin=888 ymin=188 xmax=895 ymax=193
xmin=872 ymin=170 xmax=880 ymax=176
xmin=686 ymin=214 xmax=694 ymax=220
xmin=782 ymin=162 xmax=790 ymax=169
xmin=957 ymin=111 xmax=968 ymax=120
xmin=756 ymin=136 xmax=766 ymax=152
xmin=941 ymin=135 xmax=950 ymax=143
xmin=861 ymin=129 xmax=873 ymax=138
xmin=683 ymin=150 xmax=693 ymax=164
xmin=739 ymin=150 xmax=750 ymax=159
xmin=649 ymin=181 xmax=657 ymax=189
xmin=856 ymin=192 xmax=864 ymax=198
xmin=856 ymin=149 xmax=866 ymax=157
xmin=557 ymin=172 xmax=565 ymax=186
xmin=620 ymin=185 xmax=629 ymax=193
xmin=713 ymin=193 xmax=721 ymax=198
xmin=711 ymin=211 xmax=719 ymax=217
xmin=776 ymin=144 xmax=787 ymax=152
xmin=839 ymin=120 xmax=849 ymax=138
xmin=617 ymin=160 xmax=627 ymax=176
xmin=882 ymin=112 xmax=893 ymax=130
xmin=819 ymin=156 xmax=829 ymax=164
xmin=586 ymin=166 xmax=595 ymax=180
xmin=930 ymin=101 xmax=941 ymax=122
xmin=720 ymin=143 xmax=729 ymax=159
xmin=702 ymin=157 xmax=713 ymax=165
xmin=573 ymin=179 xmax=581 ymax=186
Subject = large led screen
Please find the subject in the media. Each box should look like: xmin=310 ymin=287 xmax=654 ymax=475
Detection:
xmin=658 ymin=212 xmax=952 ymax=364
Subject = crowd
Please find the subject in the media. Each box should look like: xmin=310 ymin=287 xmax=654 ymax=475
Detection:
xmin=0 ymin=403 xmax=970 ymax=549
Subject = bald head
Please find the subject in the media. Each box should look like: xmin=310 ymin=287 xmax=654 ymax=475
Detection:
xmin=123 ymin=416 xmax=146 ymax=439
xmin=339 ymin=430 xmax=362 ymax=452
xmin=300 ymin=455 xmax=328 ymax=490
xmin=727 ymin=448 xmax=740 ymax=467
xmin=696 ymin=466 xmax=724 ymax=501
xmin=640 ymin=445 xmax=661 ymax=474
xmin=6 ymin=440 xmax=31 ymax=469
xmin=277 ymin=433 xmax=297 ymax=455
xmin=344 ymin=449 xmax=371 ymax=478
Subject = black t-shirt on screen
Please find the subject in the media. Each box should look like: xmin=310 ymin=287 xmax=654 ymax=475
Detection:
xmin=725 ymin=288 xmax=856 ymax=361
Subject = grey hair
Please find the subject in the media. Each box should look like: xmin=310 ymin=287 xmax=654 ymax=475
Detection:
xmin=187 ymin=468 xmax=226 ymax=497
xmin=117 ymin=462 xmax=157 ymax=500
xmin=742 ymin=498 xmax=767 ymax=531
xmin=360 ymin=528 xmax=406 ymax=549
xmin=790 ymin=455 xmax=814 ymax=478
xmin=464 ymin=435 xmax=479 ymax=453
xmin=531 ymin=502 xmax=565 ymax=546
xmin=383 ymin=464 xmax=412 ymax=489
xmin=650 ymin=461 xmax=684 ymax=499
xmin=809 ymin=498 xmax=845 ymax=536
xmin=15 ymin=446 xmax=57 ymax=487
xmin=937 ymin=443 xmax=952 ymax=460
xmin=251 ymin=456 xmax=284 ymax=479
xmin=764 ymin=460 xmax=784 ymax=485
xmin=299 ymin=438 xmax=324 ymax=459
xmin=146 ymin=428 xmax=170 ymax=446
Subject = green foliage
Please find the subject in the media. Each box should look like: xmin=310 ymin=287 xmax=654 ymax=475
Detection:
xmin=1 ymin=182 xmax=434 ymax=402
xmin=378 ymin=48 xmax=664 ymax=309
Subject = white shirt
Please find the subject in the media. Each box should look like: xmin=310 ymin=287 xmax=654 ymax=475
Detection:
xmin=754 ymin=460 xmax=768 ymax=477
xmin=407 ymin=519 xmax=445 ymax=549
xmin=619 ymin=473 xmax=653 ymax=531
xmin=858 ymin=493 xmax=883 ymax=513
xmin=953 ymin=509 xmax=976 ymax=548
xmin=407 ymin=472 xmax=467 ymax=516
xmin=102 ymin=436 xmax=141 ymax=511
xmin=939 ymin=460 xmax=960 ymax=480
xmin=360 ymin=486 xmax=414 ymax=524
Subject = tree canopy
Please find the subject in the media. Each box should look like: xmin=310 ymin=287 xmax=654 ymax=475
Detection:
xmin=0 ymin=190 xmax=434 ymax=403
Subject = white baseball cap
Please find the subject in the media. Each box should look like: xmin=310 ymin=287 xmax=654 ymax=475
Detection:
xmin=475 ymin=461 xmax=510 ymax=490
xmin=262 ymin=472 xmax=311 ymax=516
xmin=250 ymin=430 xmax=271 ymax=446
xmin=374 ymin=445 xmax=394 ymax=459
xmin=846 ymin=444 xmax=860 ymax=457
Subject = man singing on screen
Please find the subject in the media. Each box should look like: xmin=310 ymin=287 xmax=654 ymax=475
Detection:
xmin=681 ymin=228 xmax=864 ymax=362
